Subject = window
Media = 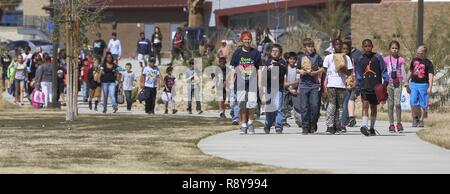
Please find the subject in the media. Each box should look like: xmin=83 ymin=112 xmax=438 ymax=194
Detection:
xmin=144 ymin=23 xmax=155 ymax=40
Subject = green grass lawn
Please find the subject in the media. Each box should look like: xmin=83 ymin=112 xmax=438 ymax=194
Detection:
xmin=416 ymin=109 xmax=450 ymax=150
xmin=0 ymin=112 xmax=324 ymax=173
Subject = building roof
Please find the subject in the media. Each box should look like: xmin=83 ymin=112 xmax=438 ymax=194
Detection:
xmin=214 ymin=0 xmax=381 ymax=27
xmin=97 ymin=0 xmax=188 ymax=9
xmin=214 ymin=0 xmax=381 ymax=16
xmin=44 ymin=0 xmax=211 ymax=11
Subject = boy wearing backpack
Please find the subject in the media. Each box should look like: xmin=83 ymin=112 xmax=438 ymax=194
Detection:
xmin=355 ymin=39 xmax=389 ymax=136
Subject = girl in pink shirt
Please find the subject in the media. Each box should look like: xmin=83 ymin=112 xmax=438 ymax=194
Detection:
xmin=383 ymin=41 xmax=406 ymax=133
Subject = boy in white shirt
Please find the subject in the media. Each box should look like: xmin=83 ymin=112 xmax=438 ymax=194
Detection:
xmin=323 ymin=39 xmax=353 ymax=134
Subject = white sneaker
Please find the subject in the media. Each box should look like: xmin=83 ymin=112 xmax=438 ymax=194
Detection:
xmin=247 ymin=124 xmax=255 ymax=135
xmin=239 ymin=126 xmax=247 ymax=135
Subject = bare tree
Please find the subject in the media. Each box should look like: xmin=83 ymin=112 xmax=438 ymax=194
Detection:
xmin=50 ymin=0 xmax=109 ymax=48
xmin=48 ymin=0 xmax=108 ymax=121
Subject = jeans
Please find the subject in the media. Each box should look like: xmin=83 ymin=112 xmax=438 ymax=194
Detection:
xmin=283 ymin=92 xmax=294 ymax=123
xmin=299 ymin=87 xmax=320 ymax=129
xmin=124 ymin=90 xmax=132 ymax=110
xmin=41 ymin=82 xmax=53 ymax=108
xmin=187 ymin=84 xmax=201 ymax=111
xmin=81 ymin=82 xmax=88 ymax=101
xmin=171 ymin=47 xmax=185 ymax=63
xmin=144 ymin=87 xmax=157 ymax=113
xmin=153 ymin=44 xmax=162 ymax=65
xmin=340 ymin=89 xmax=352 ymax=126
xmin=265 ymin=89 xmax=285 ymax=129
xmin=102 ymin=82 xmax=117 ymax=111
xmin=229 ymin=90 xmax=240 ymax=121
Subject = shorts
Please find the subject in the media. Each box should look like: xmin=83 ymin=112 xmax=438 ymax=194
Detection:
xmin=236 ymin=90 xmax=257 ymax=109
xmin=215 ymin=85 xmax=227 ymax=101
xmin=14 ymin=79 xmax=26 ymax=85
xmin=410 ymin=82 xmax=429 ymax=109
xmin=349 ymin=89 xmax=358 ymax=101
xmin=361 ymin=92 xmax=379 ymax=105
xmin=138 ymin=54 xmax=149 ymax=64
xmin=89 ymin=87 xmax=102 ymax=98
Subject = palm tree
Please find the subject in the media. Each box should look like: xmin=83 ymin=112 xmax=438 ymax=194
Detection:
xmin=305 ymin=0 xmax=350 ymax=39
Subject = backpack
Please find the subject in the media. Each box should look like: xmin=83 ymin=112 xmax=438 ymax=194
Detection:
xmin=31 ymin=88 xmax=45 ymax=109
xmin=138 ymin=89 xmax=147 ymax=103
xmin=361 ymin=54 xmax=381 ymax=94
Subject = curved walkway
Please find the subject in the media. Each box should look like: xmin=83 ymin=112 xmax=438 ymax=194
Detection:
xmin=4 ymin=92 xmax=450 ymax=173
xmin=198 ymin=116 xmax=450 ymax=174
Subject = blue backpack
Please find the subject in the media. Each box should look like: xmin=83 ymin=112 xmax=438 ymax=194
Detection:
xmin=138 ymin=89 xmax=147 ymax=103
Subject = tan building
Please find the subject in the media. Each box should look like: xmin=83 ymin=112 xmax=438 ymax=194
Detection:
xmin=23 ymin=0 xmax=49 ymax=17
xmin=351 ymin=0 xmax=450 ymax=53
xmin=85 ymin=0 xmax=212 ymax=59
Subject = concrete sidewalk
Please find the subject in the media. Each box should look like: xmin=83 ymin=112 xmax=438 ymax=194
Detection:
xmin=198 ymin=116 xmax=450 ymax=174
xmin=4 ymin=90 xmax=450 ymax=174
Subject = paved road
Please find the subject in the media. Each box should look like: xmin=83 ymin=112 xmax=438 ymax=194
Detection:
xmin=198 ymin=116 xmax=450 ymax=174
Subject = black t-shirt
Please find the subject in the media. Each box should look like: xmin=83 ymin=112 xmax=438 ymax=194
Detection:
xmin=230 ymin=48 xmax=261 ymax=92
xmin=27 ymin=60 xmax=39 ymax=80
xmin=93 ymin=39 xmax=106 ymax=57
xmin=359 ymin=52 xmax=382 ymax=93
xmin=101 ymin=63 xmax=118 ymax=83
xmin=410 ymin=57 xmax=434 ymax=84
xmin=264 ymin=57 xmax=287 ymax=92
xmin=297 ymin=52 xmax=323 ymax=87
xmin=1 ymin=55 xmax=11 ymax=75
xmin=88 ymin=66 xmax=101 ymax=88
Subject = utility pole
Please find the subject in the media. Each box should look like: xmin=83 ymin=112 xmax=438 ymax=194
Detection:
xmin=417 ymin=0 xmax=424 ymax=47
xmin=73 ymin=11 xmax=79 ymax=116
xmin=266 ymin=0 xmax=270 ymax=28
xmin=50 ymin=0 xmax=60 ymax=109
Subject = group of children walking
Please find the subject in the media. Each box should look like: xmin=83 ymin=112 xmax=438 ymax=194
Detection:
xmin=225 ymin=31 xmax=434 ymax=136
xmin=2 ymin=28 xmax=434 ymax=137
